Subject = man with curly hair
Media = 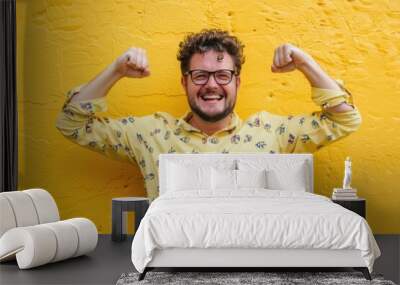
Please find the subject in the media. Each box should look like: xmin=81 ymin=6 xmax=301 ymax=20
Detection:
xmin=56 ymin=29 xmax=361 ymax=200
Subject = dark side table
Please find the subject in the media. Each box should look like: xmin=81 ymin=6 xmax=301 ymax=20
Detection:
xmin=332 ymin=198 xmax=366 ymax=218
xmin=112 ymin=197 xmax=149 ymax=242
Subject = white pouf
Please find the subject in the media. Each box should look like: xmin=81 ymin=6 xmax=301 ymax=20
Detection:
xmin=0 ymin=189 xmax=98 ymax=269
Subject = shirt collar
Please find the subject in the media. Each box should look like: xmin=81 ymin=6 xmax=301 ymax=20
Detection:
xmin=177 ymin=111 xmax=242 ymax=134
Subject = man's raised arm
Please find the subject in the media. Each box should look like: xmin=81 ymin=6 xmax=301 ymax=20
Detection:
xmin=70 ymin=47 xmax=150 ymax=102
xmin=55 ymin=47 xmax=151 ymax=162
xmin=269 ymin=44 xmax=361 ymax=153
xmin=271 ymin=43 xmax=354 ymax=113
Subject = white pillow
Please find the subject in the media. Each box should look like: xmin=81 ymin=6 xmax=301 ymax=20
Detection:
xmin=237 ymin=160 xmax=309 ymax=191
xmin=266 ymin=167 xmax=307 ymax=191
xmin=167 ymin=162 xmax=212 ymax=191
xmin=212 ymin=168 xmax=237 ymax=190
xmin=236 ymin=169 xmax=267 ymax=189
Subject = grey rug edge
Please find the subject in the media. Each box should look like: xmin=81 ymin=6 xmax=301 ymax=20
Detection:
xmin=116 ymin=271 xmax=397 ymax=285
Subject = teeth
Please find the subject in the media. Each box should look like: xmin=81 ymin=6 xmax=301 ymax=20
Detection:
xmin=201 ymin=94 xmax=223 ymax=100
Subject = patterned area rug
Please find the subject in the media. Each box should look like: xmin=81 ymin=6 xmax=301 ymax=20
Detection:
xmin=116 ymin=271 xmax=396 ymax=285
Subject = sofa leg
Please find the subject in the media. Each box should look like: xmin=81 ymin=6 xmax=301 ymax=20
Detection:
xmin=138 ymin=268 xmax=148 ymax=281
xmin=354 ymin=267 xmax=371 ymax=280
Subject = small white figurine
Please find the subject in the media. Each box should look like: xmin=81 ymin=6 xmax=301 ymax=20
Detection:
xmin=342 ymin=156 xmax=352 ymax=189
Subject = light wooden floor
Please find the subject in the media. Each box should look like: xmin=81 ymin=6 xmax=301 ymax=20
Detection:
xmin=0 ymin=235 xmax=398 ymax=285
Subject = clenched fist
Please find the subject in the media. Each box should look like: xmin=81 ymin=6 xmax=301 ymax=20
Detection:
xmin=113 ymin=47 xmax=150 ymax=78
xmin=271 ymin=44 xmax=313 ymax=73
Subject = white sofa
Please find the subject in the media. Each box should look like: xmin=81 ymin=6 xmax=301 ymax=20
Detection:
xmin=0 ymin=188 xmax=98 ymax=269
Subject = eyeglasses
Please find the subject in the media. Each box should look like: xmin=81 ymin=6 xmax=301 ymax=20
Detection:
xmin=185 ymin=69 xmax=236 ymax=85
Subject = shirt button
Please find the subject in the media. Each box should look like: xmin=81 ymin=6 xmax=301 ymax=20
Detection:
xmin=209 ymin=137 xmax=219 ymax=144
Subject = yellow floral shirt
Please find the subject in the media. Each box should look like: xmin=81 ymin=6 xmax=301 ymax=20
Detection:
xmin=55 ymin=82 xmax=361 ymax=200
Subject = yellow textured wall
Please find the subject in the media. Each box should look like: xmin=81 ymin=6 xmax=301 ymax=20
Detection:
xmin=16 ymin=0 xmax=399 ymax=234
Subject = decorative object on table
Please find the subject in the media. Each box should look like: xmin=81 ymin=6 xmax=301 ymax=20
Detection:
xmin=116 ymin=271 xmax=395 ymax=285
xmin=0 ymin=188 xmax=98 ymax=269
xmin=112 ymin=197 xmax=149 ymax=242
xmin=332 ymin=156 xmax=358 ymax=200
xmin=343 ymin=156 xmax=352 ymax=189
xmin=332 ymin=198 xmax=366 ymax=218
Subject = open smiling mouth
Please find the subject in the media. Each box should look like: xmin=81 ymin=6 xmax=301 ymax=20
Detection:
xmin=200 ymin=94 xmax=224 ymax=102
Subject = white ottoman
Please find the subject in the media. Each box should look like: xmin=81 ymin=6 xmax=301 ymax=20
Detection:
xmin=0 ymin=189 xmax=98 ymax=269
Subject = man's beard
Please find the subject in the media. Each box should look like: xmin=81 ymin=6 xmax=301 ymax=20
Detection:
xmin=187 ymin=93 xmax=236 ymax=123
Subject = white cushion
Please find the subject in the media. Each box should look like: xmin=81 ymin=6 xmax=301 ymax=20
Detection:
xmin=0 ymin=196 xmax=17 ymax=237
xmin=0 ymin=191 xmax=39 ymax=227
xmin=24 ymin=189 xmax=60 ymax=223
xmin=0 ymin=189 xmax=60 ymax=238
xmin=42 ymin=221 xmax=79 ymax=262
xmin=211 ymin=168 xmax=268 ymax=191
xmin=64 ymin=218 xmax=98 ymax=257
xmin=238 ymin=160 xmax=309 ymax=191
xmin=266 ymin=166 xmax=307 ymax=191
xmin=236 ymin=169 xmax=268 ymax=189
xmin=212 ymin=168 xmax=237 ymax=190
xmin=167 ymin=162 xmax=212 ymax=191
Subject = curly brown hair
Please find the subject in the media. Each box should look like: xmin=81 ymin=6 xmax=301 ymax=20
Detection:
xmin=177 ymin=29 xmax=245 ymax=75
